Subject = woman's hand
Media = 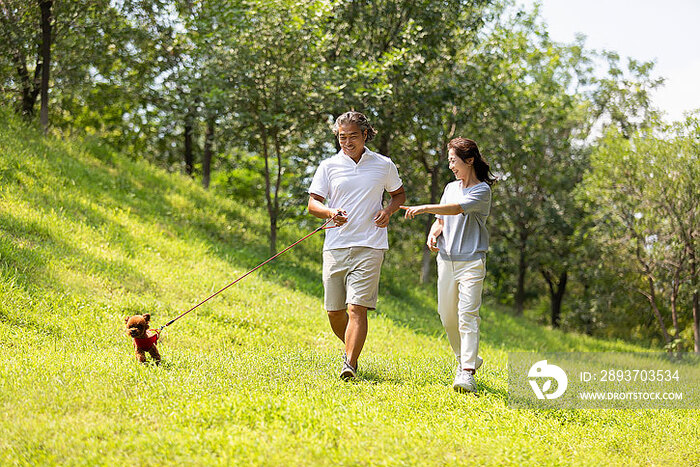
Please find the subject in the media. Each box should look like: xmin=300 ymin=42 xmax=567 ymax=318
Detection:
xmin=400 ymin=205 xmax=425 ymax=219
xmin=426 ymin=234 xmax=439 ymax=252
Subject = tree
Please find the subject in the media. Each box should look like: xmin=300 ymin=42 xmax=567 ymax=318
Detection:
xmin=37 ymin=0 xmax=52 ymax=133
xmin=320 ymin=0 xmax=495 ymax=282
xmin=479 ymin=11 xmax=593 ymax=317
xmin=0 ymin=0 xmax=156 ymax=137
xmin=590 ymin=52 xmax=663 ymax=139
xmin=0 ymin=1 xmax=45 ymax=118
xmin=205 ymin=0 xmax=329 ymax=254
xmin=649 ymin=115 xmax=700 ymax=352
xmin=579 ymin=121 xmax=699 ymax=351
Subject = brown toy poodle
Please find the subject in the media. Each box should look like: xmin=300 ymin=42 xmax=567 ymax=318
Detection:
xmin=125 ymin=313 xmax=161 ymax=364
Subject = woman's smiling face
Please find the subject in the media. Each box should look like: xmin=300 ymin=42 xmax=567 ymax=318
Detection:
xmin=448 ymin=148 xmax=470 ymax=180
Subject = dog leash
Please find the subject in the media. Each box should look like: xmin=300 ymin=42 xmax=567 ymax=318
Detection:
xmin=159 ymin=216 xmax=339 ymax=332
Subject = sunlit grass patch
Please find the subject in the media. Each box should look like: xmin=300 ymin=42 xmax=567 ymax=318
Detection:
xmin=1 ymin=112 xmax=698 ymax=465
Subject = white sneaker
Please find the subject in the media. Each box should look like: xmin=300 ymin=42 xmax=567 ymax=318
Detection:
xmin=340 ymin=361 xmax=356 ymax=380
xmin=453 ymin=370 xmax=477 ymax=393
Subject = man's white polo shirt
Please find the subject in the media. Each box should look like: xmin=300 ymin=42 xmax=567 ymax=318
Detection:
xmin=309 ymin=148 xmax=403 ymax=251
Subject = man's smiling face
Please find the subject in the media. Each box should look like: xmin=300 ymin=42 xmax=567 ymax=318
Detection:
xmin=337 ymin=123 xmax=367 ymax=160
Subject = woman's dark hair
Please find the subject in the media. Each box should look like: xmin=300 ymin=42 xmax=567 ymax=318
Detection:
xmin=447 ymin=138 xmax=496 ymax=186
xmin=333 ymin=111 xmax=377 ymax=142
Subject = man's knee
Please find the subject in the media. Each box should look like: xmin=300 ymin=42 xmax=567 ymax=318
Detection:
xmin=347 ymin=304 xmax=368 ymax=316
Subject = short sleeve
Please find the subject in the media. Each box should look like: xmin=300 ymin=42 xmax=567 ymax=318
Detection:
xmin=384 ymin=160 xmax=403 ymax=193
xmin=458 ymin=183 xmax=491 ymax=215
xmin=308 ymin=162 xmax=329 ymax=199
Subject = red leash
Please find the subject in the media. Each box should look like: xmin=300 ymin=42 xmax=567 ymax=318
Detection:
xmin=160 ymin=217 xmax=337 ymax=331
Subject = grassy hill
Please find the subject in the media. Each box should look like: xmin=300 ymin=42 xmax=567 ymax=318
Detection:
xmin=1 ymin=112 xmax=698 ymax=465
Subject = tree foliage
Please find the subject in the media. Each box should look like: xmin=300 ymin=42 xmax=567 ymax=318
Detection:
xmin=578 ymin=116 xmax=700 ymax=350
xmin=0 ymin=0 xmax=694 ymax=350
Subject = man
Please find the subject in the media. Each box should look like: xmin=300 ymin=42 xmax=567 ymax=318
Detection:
xmin=308 ymin=111 xmax=405 ymax=380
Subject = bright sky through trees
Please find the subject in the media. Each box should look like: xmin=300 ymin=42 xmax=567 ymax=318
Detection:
xmin=521 ymin=0 xmax=700 ymax=121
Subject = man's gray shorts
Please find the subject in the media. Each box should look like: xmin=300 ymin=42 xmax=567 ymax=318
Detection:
xmin=322 ymin=247 xmax=385 ymax=311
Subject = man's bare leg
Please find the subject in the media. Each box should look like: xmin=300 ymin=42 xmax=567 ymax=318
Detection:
xmin=327 ymin=309 xmax=348 ymax=342
xmin=345 ymin=303 xmax=368 ymax=368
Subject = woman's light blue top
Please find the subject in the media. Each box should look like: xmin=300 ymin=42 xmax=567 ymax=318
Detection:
xmin=436 ymin=180 xmax=491 ymax=261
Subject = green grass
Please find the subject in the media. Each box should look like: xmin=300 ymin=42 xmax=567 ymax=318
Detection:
xmin=1 ymin=111 xmax=698 ymax=466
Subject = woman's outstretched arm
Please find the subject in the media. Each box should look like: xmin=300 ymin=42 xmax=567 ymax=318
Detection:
xmin=400 ymin=204 xmax=464 ymax=219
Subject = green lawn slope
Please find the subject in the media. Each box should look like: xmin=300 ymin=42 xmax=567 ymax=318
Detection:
xmin=1 ymin=112 xmax=698 ymax=465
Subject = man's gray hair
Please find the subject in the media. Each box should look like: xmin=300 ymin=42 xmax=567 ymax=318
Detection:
xmin=332 ymin=111 xmax=377 ymax=142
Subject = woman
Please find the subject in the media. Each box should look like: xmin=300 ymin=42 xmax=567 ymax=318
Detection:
xmin=401 ymin=138 xmax=495 ymax=393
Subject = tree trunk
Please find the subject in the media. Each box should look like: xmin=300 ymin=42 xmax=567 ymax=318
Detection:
xmin=670 ymin=267 xmax=681 ymax=339
xmin=14 ymin=51 xmax=41 ymax=118
xmin=420 ymin=223 xmax=433 ymax=284
xmin=542 ymin=269 xmax=567 ymax=328
xmin=634 ymin=236 xmax=672 ymax=347
xmin=38 ymin=0 xmax=53 ymax=133
xmin=376 ymin=110 xmax=391 ymax=156
xmin=272 ymin=133 xmax=283 ymax=255
xmin=0 ymin=4 xmax=40 ymax=117
xmin=184 ymin=113 xmax=194 ymax=176
xmin=661 ymin=194 xmax=697 ymax=352
xmin=261 ymin=126 xmax=277 ymax=255
xmin=269 ymin=215 xmax=277 ymax=257
xmin=420 ymin=131 xmax=453 ymax=284
xmin=376 ymin=132 xmax=390 ymax=157
xmin=693 ymin=289 xmax=699 ymax=353
xmin=643 ymin=275 xmax=672 ymax=347
xmin=582 ymin=281 xmax=593 ymax=336
xmin=515 ymin=231 xmax=527 ymax=315
xmin=420 ymin=165 xmax=442 ymax=284
xmin=201 ymin=117 xmax=215 ymax=189
xmin=691 ymin=249 xmax=699 ymax=353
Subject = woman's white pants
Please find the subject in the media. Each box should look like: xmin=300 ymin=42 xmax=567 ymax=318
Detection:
xmin=437 ymin=256 xmax=486 ymax=370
